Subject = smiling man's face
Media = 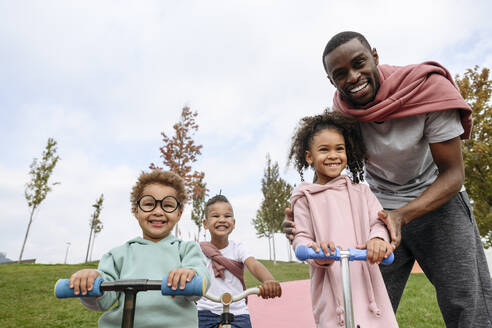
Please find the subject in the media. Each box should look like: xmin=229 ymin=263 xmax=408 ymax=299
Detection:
xmin=324 ymin=38 xmax=380 ymax=107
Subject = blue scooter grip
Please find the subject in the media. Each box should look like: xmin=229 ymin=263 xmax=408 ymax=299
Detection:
xmin=54 ymin=275 xmax=206 ymax=298
xmin=161 ymin=275 xmax=206 ymax=296
xmin=295 ymin=245 xmax=394 ymax=265
xmin=295 ymin=245 xmax=341 ymax=261
xmin=54 ymin=277 xmax=104 ymax=298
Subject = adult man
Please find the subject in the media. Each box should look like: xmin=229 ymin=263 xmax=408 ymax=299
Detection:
xmin=285 ymin=31 xmax=492 ymax=327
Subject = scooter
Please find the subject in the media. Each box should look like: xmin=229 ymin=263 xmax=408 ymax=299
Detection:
xmin=295 ymin=245 xmax=394 ymax=328
xmin=55 ymin=275 xmax=205 ymax=328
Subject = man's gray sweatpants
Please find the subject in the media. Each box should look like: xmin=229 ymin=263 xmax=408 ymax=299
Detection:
xmin=380 ymin=191 xmax=492 ymax=328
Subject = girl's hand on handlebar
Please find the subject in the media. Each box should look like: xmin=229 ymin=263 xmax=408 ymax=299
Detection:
xmin=69 ymin=269 xmax=101 ymax=296
xmin=359 ymin=238 xmax=393 ymax=264
xmin=310 ymin=241 xmax=336 ymax=266
xmin=260 ymin=280 xmax=282 ymax=299
xmin=167 ymin=268 xmax=196 ymax=290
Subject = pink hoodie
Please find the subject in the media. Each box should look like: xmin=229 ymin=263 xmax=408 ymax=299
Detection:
xmin=333 ymin=61 xmax=472 ymax=139
xmin=291 ymin=175 xmax=398 ymax=327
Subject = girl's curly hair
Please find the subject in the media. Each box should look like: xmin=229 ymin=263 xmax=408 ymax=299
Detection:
xmin=288 ymin=110 xmax=366 ymax=183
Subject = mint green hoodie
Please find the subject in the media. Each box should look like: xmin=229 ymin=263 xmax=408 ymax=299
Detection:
xmin=81 ymin=235 xmax=209 ymax=328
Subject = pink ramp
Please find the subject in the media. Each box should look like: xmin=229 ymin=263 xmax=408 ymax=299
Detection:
xmin=248 ymin=279 xmax=315 ymax=328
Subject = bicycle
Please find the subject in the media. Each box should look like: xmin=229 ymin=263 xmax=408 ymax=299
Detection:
xmin=295 ymin=245 xmax=394 ymax=328
xmin=54 ymin=275 xmax=206 ymax=328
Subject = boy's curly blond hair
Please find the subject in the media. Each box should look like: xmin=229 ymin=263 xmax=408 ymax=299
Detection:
xmin=130 ymin=170 xmax=186 ymax=214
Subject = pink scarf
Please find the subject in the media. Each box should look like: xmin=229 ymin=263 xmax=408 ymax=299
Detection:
xmin=333 ymin=61 xmax=472 ymax=139
xmin=199 ymin=241 xmax=246 ymax=292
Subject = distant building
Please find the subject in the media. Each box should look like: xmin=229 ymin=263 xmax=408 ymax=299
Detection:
xmin=0 ymin=252 xmax=12 ymax=263
xmin=0 ymin=252 xmax=36 ymax=264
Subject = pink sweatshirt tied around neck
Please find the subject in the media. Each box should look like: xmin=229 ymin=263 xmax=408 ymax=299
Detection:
xmin=333 ymin=61 xmax=472 ymax=139
xmin=199 ymin=241 xmax=246 ymax=292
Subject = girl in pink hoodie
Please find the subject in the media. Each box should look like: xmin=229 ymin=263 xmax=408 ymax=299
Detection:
xmin=288 ymin=111 xmax=398 ymax=327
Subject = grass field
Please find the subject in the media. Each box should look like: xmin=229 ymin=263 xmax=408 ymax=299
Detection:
xmin=0 ymin=260 xmax=444 ymax=327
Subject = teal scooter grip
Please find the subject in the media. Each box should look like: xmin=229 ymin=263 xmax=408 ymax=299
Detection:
xmin=161 ymin=275 xmax=206 ymax=296
xmin=54 ymin=277 xmax=104 ymax=298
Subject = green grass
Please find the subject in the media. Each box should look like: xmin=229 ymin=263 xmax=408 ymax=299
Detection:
xmin=0 ymin=262 xmax=101 ymax=328
xmin=1 ymin=261 xmax=444 ymax=327
xmin=396 ymin=274 xmax=444 ymax=327
xmin=244 ymin=259 xmax=310 ymax=286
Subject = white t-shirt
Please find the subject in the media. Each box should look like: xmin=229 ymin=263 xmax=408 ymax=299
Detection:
xmin=197 ymin=240 xmax=253 ymax=315
xmin=361 ymin=109 xmax=464 ymax=209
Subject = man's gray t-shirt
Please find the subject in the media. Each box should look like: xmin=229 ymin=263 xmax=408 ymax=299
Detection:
xmin=361 ymin=109 xmax=464 ymax=209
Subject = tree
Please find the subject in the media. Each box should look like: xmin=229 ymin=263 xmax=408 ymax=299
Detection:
xmin=252 ymin=154 xmax=293 ymax=264
xmin=150 ymin=106 xmax=206 ymax=235
xmin=455 ymin=66 xmax=492 ymax=247
xmin=85 ymin=194 xmax=104 ymax=263
xmin=19 ymin=138 xmax=60 ymax=262
xmin=191 ymin=176 xmax=208 ymax=241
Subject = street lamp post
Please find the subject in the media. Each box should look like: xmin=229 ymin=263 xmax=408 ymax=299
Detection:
xmin=64 ymin=242 xmax=71 ymax=264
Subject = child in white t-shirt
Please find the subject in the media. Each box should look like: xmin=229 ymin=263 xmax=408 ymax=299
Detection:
xmin=196 ymin=195 xmax=282 ymax=328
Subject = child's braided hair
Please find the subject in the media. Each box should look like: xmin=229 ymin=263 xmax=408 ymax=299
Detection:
xmin=288 ymin=109 xmax=366 ymax=183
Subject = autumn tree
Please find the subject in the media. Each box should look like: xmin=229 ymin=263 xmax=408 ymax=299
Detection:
xmin=85 ymin=194 xmax=104 ymax=263
xmin=456 ymin=66 xmax=492 ymax=247
xmin=20 ymin=138 xmax=60 ymax=262
xmin=150 ymin=106 xmax=206 ymax=235
xmin=252 ymin=154 xmax=293 ymax=264
xmin=191 ymin=176 xmax=208 ymax=241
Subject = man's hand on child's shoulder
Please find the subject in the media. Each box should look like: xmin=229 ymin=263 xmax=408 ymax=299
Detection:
xmin=260 ymin=280 xmax=282 ymax=299
xmin=167 ymin=268 xmax=196 ymax=290
xmin=282 ymin=207 xmax=296 ymax=243
xmin=69 ymin=269 xmax=101 ymax=296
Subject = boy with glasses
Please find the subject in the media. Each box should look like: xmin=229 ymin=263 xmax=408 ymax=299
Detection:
xmin=68 ymin=170 xmax=210 ymax=328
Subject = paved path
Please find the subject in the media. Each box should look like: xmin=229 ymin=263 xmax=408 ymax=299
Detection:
xmin=248 ymin=279 xmax=315 ymax=327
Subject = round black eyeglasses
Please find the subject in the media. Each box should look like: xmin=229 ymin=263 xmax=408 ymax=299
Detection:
xmin=137 ymin=195 xmax=181 ymax=213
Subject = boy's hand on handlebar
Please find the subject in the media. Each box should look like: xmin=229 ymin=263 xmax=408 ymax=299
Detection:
xmin=360 ymin=238 xmax=393 ymax=264
xmin=167 ymin=268 xmax=196 ymax=290
xmin=282 ymin=208 xmax=296 ymax=244
xmin=260 ymin=280 xmax=282 ymax=299
xmin=311 ymin=241 xmax=336 ymax=266
xmin=69 ymin=269 xmax=101 ymax=296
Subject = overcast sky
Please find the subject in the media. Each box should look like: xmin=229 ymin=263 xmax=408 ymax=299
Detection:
xmin=1 ymin=0 xmax=491 ymax=264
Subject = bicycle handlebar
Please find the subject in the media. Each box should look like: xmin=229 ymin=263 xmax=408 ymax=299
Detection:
xmin=54 ymin=275 xmax=206 ymax=298
xmin=204 ymin=286 xmax=263 ymax=304
xmin=295 ymin=245 xmax=394 ymax=265
xmin=232 ymin=287 xmax=262 ymax=302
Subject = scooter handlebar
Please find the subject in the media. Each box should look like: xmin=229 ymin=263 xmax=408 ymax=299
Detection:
xmin=54 ymin=275 xmax=206 ymax=298
xmin=295 ymin=245 xmax=394 ymax=265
